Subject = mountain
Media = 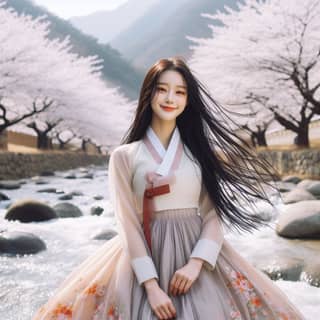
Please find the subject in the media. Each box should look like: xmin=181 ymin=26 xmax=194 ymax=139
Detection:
xmin=110 ymin=0 xmax=239 ymax=69
xmin=70 ymin=0 xmax=160 ymax=44
xmin=4 ymin=0 xmax=143 ymax=99
xmin=68 ymin=0 xmax=238 ymax=71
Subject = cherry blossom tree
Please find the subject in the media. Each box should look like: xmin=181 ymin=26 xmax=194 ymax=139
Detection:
xmin=190 ymin=0 xmax=320 ymax=147
xmin=0 ymin=3 xmax=133 ymax=150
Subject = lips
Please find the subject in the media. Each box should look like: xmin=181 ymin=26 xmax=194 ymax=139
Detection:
xmin=161 ymin=105 xmax=177 ymax=112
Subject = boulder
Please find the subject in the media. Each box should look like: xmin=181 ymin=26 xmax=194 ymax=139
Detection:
xmin=93 ymin=195 xmax=104 ymax=200
xmin=296 ymin=179 xmax=316 ymax=189
xmin=92 ymin=229 xmax=117 ymax=240
xmin=58 ymin=194 xmax=73 ymax=200
xmin=90 ymin=206 xmax=104 ymax=216
xmin=0 ymin=181 xmax=21 ymax=190
xmin=257 ymin=256 xmax=304 ymax=281
xmin=276 ymin=200 xmax=320 ymax=238
xmin=40 ymin=170 xmax=55 ymax=176
xmin=5 ymin=200 xmax=57 ymax=222
xmin=0 ymin=192 xmax=10 ymax=201
xmin=78 ymin=173 xmax=93 ymax=179
xmin=35 ymin=179 xmax=49 ymax=185
xmin=307 ymin=182 xmax=320 ymax=197
xmin=0 ymin=231 xmax=46 ymax=255
xmin=53 ymin=202 xmax=83 ymax=218
xmin=282 ymin=188 xmax=316 ymax=204
xmin=64 ymin=174 xmax=76 ymax=179
xmin=300 ymin=260 xmax=320 ymax=287
xmin=70 ymin=191 xmax=84 ymax=197
xmin=274 ymin=181 xmax=296 ymax=193
xmin=282 ymin=176 xmax=301 ymax=184
xmin=37 ymin=188 xmax=57 ymax=193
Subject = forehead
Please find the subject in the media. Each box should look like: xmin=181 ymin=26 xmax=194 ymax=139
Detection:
xmin=157 ymin=70 xmax=186 ymax=87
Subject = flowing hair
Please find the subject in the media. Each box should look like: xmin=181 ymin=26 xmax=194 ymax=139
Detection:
xmin=121 ymin=57 xmax=278 ymax=233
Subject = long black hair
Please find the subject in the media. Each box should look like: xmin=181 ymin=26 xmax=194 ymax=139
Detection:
xmin=121 ymin=57 xmax=278 ymax=233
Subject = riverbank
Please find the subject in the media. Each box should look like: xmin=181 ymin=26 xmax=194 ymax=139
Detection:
xmin=0 ymin=151 xmax=108 ymax=180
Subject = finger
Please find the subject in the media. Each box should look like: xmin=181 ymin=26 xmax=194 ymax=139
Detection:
xmin=183 ymin=280 xmax=193 ymax=294
xmin=177 ymin=278 xmax=188 ymax=295
xmin=153 ymin=308 xmax=162 ymax=320
xmin=168 ymin=302 xmax=177 ymax=318
xmin=155 ymin=306 xmax=166 ymax=319
xmin=172 ymin=277 xmax=183 ymax=296
xmin=162 ymin=304 xmax=174 ymax=319
xmin=169 ymin=274 xmax=177 ymax=294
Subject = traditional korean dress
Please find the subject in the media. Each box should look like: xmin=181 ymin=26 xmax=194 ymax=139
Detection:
xmin=33 ymin=126 xmax=305 ymax=320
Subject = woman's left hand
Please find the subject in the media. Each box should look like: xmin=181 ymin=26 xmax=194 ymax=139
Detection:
xmin=169 ymin=258 xmax=204 ymax=296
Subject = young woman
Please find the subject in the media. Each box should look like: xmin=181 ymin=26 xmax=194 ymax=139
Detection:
xmin=33 ymin=57 xmax=305 ymax=319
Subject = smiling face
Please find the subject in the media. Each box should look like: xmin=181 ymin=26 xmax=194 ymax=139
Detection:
xmin=150 ymin=70 xmax=188 ymax=124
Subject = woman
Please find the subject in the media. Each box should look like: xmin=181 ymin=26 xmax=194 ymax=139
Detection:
xmin=33 ymin=57 xmax=305 ymax=319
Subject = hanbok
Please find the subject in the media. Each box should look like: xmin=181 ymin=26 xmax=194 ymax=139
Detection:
xmin=33 ymin=126 xmax=305 ymax=320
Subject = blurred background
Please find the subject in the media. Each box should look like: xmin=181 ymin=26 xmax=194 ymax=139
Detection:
xmin=0 ymin=0 xmax=320 ymax=319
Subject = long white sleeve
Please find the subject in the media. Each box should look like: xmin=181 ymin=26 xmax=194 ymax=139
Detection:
xmin=190 ymin=182 xmax=224 ymax=270
xmin=108 ymin=145 xmax=158 ymax=285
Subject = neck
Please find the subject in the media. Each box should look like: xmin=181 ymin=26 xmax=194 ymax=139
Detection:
xmin=150 ymin=119 xmax=176 ymax=149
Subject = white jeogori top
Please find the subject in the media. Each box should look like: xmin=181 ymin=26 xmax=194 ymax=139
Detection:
xmin=108 ymin=126 xmax=224 ymax=285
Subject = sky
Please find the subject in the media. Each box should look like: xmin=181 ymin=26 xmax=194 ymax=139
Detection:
xmin=32 ymin=0 xmax=129 ymax=19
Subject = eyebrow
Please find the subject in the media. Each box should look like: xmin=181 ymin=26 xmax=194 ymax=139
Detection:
xmin=157 ymin=82 xmax=187 ymax=89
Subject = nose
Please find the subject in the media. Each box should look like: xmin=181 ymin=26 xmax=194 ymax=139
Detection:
xmin=165 ymin=90 xmax=174 ymax=104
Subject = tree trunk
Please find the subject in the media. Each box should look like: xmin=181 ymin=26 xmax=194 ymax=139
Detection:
xmin=37 ymin=133 xmax=51 ymax=149
xmin=0 ymin=130 xmax=8 ymax=150
xmin=256 ymin=131 xmax=267 ymax=146
xmin=250 ymin=133 xmax=257 ymax=147
xmin=294 ymin=123 xmax=309 ymax=147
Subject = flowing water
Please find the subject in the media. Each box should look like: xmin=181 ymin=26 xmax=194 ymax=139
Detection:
xmin=0 ymin=166 xmax=319 ymax=319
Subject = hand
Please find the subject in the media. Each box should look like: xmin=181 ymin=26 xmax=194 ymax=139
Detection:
xmin=144 ymin=279 xmax=177 ymax=319
xmin=169 ymin=258 xmax=203 ymax=296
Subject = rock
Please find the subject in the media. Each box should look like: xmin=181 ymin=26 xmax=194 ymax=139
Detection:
xmin=5 ymin=200 xmax=57 ymax=222
xmin=257 ymin=256 xmax=304 ymax=282
xmin=276 ymin=200 xmax=320 ymax=238
xmin=306 ymin=182 xmax=320 ymax=197
xmin=40 ymin=170 xmax=55 ymax=176
xmin=282 ymin=176 xmax=301 ymax=184
xmin=78 ymin=173 xmax=93 ymax=179
xmin=35 ymin=179 xmax=49 ymax=185
xmin=300 ymin=260 xmax=320 ymax=287
xmin=70 ymin=191 xmax=84 ymax=197
xmin=274 ymin=181 xmax=296 ymax=193
xmin=92 ymin=229 xmax=117 ymax=240
xmin=282 ymin=188 xmax=316 ymax=204
xmin=0 ymin=192 xmax=10 ymax=201
xmin=93 ymin=195 xmax=104 ymax=200
xmin=0 ymin=181 xmax=21 ymax=190
xmin=90 ymin=206 xmax=104 ymax=216
xmin=37 ymin=188 xmax=57 ymax=193
xmin=53 ymin=202 xmax=83 ymax=218
xmin=58 ymin=194 xmax=73 ymax=200
xmin=296 ymin=179 xmax=315 ymax=189
xmin=64 ymin=174 xmax=76 ymax=179
xmin=0 ymin=231 xmax=46 ymax=255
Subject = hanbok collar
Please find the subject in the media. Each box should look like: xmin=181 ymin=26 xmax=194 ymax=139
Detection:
xmin=144 ymin=126 xmax=183 ymax=177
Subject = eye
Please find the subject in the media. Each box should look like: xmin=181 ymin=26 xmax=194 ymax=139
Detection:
xmin=176 ymin=91 xmax=186 ymax=95
xmin=157 ymin=86 xmax=166 ymax=92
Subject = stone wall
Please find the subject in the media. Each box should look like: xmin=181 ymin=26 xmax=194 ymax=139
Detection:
xmin=258 ymin=149 xmax=320 ymax=179
xmin=0 ymin=152 xmax=108 ymax=180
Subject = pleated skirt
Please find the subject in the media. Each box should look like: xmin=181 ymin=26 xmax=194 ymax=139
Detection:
xmin=33 ymin=208 xmax=305 ymax=320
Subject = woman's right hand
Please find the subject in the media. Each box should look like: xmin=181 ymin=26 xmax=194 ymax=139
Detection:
xmin=144 ymin=279 xmax=176 ymax=319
